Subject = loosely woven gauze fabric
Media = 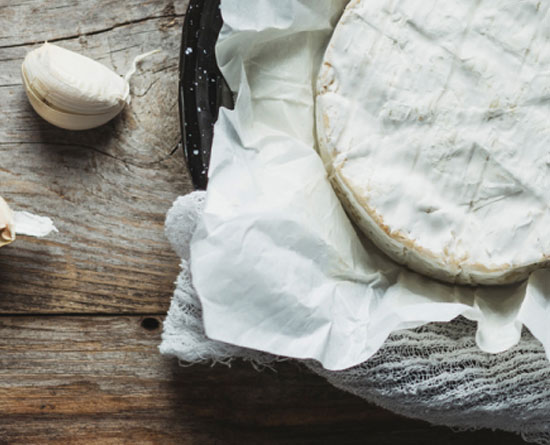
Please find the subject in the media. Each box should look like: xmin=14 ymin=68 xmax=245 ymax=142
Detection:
xmin=161 ymin=191 xmax=550 ymax=444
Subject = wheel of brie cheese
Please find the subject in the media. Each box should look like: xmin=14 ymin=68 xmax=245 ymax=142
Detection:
xmin=316 ymin=0 xmax=550 ymax=285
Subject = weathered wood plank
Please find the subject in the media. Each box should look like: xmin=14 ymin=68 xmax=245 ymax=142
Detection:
xmin=0 ymin=0 xmax=187 ymax=49
xmin=0 ymin=1 xmax=191 ymax=313
xmin=0 ymin=316 xmax=526 ymax=444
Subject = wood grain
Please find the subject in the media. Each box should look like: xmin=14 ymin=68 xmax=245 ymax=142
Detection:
xmin=0 ymin=0 xmax=190 ymax=313
xmin=0 ymin=0 xmax=187 ymax=49
xmin=0 ymin=316 xmax=526 ymax=444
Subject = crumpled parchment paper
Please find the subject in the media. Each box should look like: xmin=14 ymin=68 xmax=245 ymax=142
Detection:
xmin=188 ymin=0 xmax=550 ymax=371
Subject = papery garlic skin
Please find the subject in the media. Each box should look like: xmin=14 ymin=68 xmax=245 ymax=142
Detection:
xmin=21 ymin=43 xmax=130 ymax=130
xmin=0 ymin=197 xmax=15 ymax=247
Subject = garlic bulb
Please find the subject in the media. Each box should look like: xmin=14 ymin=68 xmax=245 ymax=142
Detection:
xmin=0 ymin=197 xmax=15 ymax=247
xmin=21 ymin=43 xmax=130 ymax=130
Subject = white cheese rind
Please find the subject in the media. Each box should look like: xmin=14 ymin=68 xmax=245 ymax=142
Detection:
xmin=316 ymin=0 xmax=550 ymax=285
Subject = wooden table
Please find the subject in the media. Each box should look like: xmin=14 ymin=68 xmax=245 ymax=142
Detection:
xmin=0 ymin=1 xmax=528 ymax=443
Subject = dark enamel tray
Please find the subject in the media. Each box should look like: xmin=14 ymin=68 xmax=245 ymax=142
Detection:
xmin=179 ymin=0 xmax=233 ymax=190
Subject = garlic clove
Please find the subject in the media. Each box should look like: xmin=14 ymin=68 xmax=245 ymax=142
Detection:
xmin=22 ymin=71 xmax=125 ymax=131
xmin=0 ymin=197 xmax=15 ymax=248
xmin=21 ymin=43 xmax=130 ymax=130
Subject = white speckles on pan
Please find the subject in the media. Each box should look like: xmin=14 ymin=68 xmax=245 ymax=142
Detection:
xmin=316 ymin=0 xmax=550 ymax=285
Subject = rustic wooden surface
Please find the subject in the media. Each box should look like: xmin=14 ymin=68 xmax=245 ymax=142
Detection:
xmin=0 ymin=1 xmax=529 ymax=443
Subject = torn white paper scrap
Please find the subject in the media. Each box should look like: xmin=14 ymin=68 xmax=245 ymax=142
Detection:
xmin=14 ymin=211 xmax=58 ymax=238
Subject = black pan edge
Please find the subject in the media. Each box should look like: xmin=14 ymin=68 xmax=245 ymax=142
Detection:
xmin=179 ymin=0 xmax=234 ymax=191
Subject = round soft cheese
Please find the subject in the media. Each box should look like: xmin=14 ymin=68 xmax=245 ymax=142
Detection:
xmin=316 ymin=0 xmax=550 ymax=285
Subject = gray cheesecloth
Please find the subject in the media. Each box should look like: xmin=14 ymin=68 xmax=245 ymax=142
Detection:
xmin=161 ymin=191 xmax=550 ymax=444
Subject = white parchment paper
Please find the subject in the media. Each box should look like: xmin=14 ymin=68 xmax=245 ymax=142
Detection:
xmin=189 ymin=0 xmax=550 ymax=371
